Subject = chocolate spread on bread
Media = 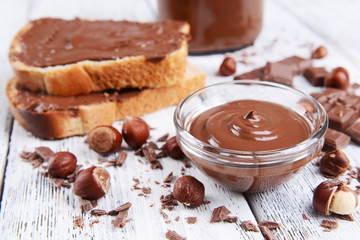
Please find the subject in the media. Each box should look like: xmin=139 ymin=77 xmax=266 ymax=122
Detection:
xmin=10 ymin=18 xmax=188 ymax=67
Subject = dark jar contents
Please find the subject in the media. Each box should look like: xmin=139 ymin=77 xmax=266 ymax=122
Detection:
xmin=158 ymin=0 xmax=263 ymax=54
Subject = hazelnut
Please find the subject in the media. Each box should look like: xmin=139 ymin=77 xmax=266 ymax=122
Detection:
xmin=73 ymin=166 xmax=110 ymax=200
xmin=219 ymin=57 xmax=236 ymax=76
xmin=173 ymin=175 xmax=205 ymax=207
xmin=122 ymin=117 xmax=150 ymax=149
xmin=47 ymin=152 xmax=77 ymax=179
xmin=313 ymin=180 xmax=358 ymax=215
xmin=88 ymin=125 xmax=122 ymax=154
xmin=319 ymin=150 xmax=349 ymax=176
xmin=164 ymin=136 xmax=184 ymax=159
xmin=311 ymin=45 xmax=328 ymax=59
xmin=324 ymin=67 xmax=349 ymax=90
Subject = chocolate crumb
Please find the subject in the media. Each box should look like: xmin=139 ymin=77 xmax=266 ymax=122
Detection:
xmin=302 ymin=214 xmax=309 ymax=220
xmin=164 ymin=172 xmax=174 ymax=183
xmin=112 ymin=210 xmax=129 ymax=228
xmin=175 ymin=216 xmax=180 ymax=221
xmin=89 ymin=218 xmax=100 ymax=227
xmin=260 ymin=226 xmax=277 ymax=240
xmin=158 ymin=133 xmax=169 ymax=142
xmin=203 ymin=200 xmax=211 ymax=205
xmin=165 ymin=230 xmax=186 ymax=240
xmin=34 ymin=146 xmax=54 ymax=161
xmin=108 ymin=202 xmax=132 ymax=216
xmin=241 ymin=220 xmax=259 ymax=232
xmin=73 ymin=216 xmax=85 ymax=228
xmin=210 ymin=206 xmax=231 ymax=223
xmin=91 ymin=209 xmax=107 ymax=216
xmin=50 ymin=178 xmax=64 ymax=189
xmin=185 ymin=217 xmax=197 ymax=224
xmin=98 ymin=157 xmax=108 ymax=164
xmin=320 ymin=220 xmax=338 ymax=230
xmin=259 ymin=220 xmax=281 ymax=230
xmin=334 ymin=214 xmax=355 ymax=222
xmin=160 ymin=209 xmax=169 ymax=220
xmin=182 ymin=159 xmax=191 ymax=168
xmin=142 ymin=187 xmax=152 ymax=195
xmin=155 ymin=181 xmax=160 ymax=185
xmin=224 ymin=216 xmax=238 ymax=223
xmin=150 ymin=161 xmax=163 ymax=170
xmin=79 ymin=198 xmax=98 ymax=213
xmin=160 ymin=193 xmax=178 ymax=211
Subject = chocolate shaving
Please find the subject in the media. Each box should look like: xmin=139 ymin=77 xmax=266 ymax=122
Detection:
xmin=210 ymin=206 xmax=231 ymax=223
xmin=142 ymin=187 xmax=152 ymax=195
xmin=203 ymin=200 xmax=211 ymax=205
xmin=157 ymin=133 xmax=169 ymax=142
xmin=112 ymin=210 xmax=129 ymax=228
xmin=34 ymin=146 xmax=54 ymax=161
xmin=73 ymin=216 xmax=84 ymax=228
xmin=320 ymin=220 xmax=338 ymax=230
xmin=334 ymin=214 xmax=355 ymax=222
xmin=224 ymin=216 xmax=238 ymax=223
xmin=98 ymin=157 xmax=108 ymax=164
xmin=148 ymin=141 xmax=160 ymax=150
xmin=175 ymin=216 xmax=180 ymax=221
xmin=185 ymin=217 xmax=197 ymax=224
xmin=165 ymin=230 xmax=186 ymax=240
xmin=241 ymin=220 xmax=259 ymax=232
xmin=20 ymin=151 xmax=44 ymax=168
xmin=143 ymin=144 xmax=158 ymax=162
xmin=164 ymin=172 xmax=174 ymax=183
xmin=150 ymin=161 xmax=163 ymax=170
xmin=91 ymin=209 xmax=108 ymax=216
xmin=50 ymin=178 xmax=64 ymax=189
xmin=79 ymin=198 xmax=98 ymax=213
xmin=108 ymin=202 xmax=132 ymax=216
xmin=160 ymin=193 xmax=178 ymax=211
xmin=160 ymin=209 xmax=169 ymax=220
xmin=302 ymin=214 xmax=309 ymax=220
xmin=259 ymin=220 xmax=281 ymax=230
xmin=260 ymin=226 xmax=277 ymax=240
xmin=156 ymin=149 xmax=167 ymax=158
xmin=115 ymin=150 xmax=127 ymax=167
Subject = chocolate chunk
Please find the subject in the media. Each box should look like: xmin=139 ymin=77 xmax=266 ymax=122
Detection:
xmin=165 ymin=230 xmax=186 ymax=240
xmin=346 ymin=122 xmax=360 ymax=144
xmin=142 ymin=187 xmax=151 ymax=194
xmin=241 ymin=220 xmax=260 ymax=232
xmin=259 ymin=220 xmax=281 ymax=230
xmin=150 ymin=160 xmax=163 ymax=170
xmin=223 ymin=216 xmax=238 ymax=223
xmin=164 ymin=172 xmax=174 ymax=183
xmin=259 ymin=226 xmax=277 ymax=240
xmin=333 ymin=214 xmax=355 ymax=222
xmin=160 ymin=193 xmax=178 ymax=211
xmin=91 ymin=209 xmax=108 ymax=216
xmin=108 ymin=202 xmax=132 ymax=216
xmin=73 ymin=216 xmax=85 ymax=228
xmin=282 ymin=55 xmax=313 ymax=74
xmin=115 ymin=150 xmax=127 ymax=166
xmin=263 ymin=62 xmax=294 ymax=86
xmin=324 ymin=128 xmax=351 ymax=149
xmin=328 ymin=106 xmax=359 ymax=131
xmin=185 ymin=217 xmax=197 ymax=224
xmin=157 ymin=133 xmax=169 ymax=142
xmin=304 ymin=67 xmax=328 ymax=86
xmin=142 ymin=144 xmax=157 ymax=163
xmin=234 ymin=67 xmax=264 ymax=80
xmin=79 ymin=198 xmax=98 ymax=213
xmin=112 ymin=210 xmax=129 ymax=228
xmin=320 ymin=220 xmax=338 ymax=230
xmin=210 ymin=206 xmax=231 ymax=223
xmin=34 ymin=146 xmax=54 ymax=161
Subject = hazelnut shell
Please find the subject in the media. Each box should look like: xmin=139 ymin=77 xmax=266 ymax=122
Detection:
xmin=88 ymin=125 xmax=122 ymax=154
xmin=73 ymin=166 xmax=110 ymax=200
xmin=173 ymin=175 xmax=205 ymax=207
xmin=47 ymin=152 xmax=77 ymax=179
xmin=122 ymin=117 xmax=150 ymax=149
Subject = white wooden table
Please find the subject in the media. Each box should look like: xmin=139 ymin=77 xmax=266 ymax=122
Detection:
xmin=1 ymin=0 xmax=360 ymax=239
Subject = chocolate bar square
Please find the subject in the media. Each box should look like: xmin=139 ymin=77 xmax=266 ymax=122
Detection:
xmin=263 ymin=62 xmax=294 ymax=86
xmin=282 ymin=56 xmax=313 ymax=74
xmin=324 ymin=128 xmax=351 ymax=149
xmin=304 ymin=67 xmax=328 ymax=86
xmin=327 ymin=105 xmax=359 ymax=131
xmin=346 ymin=122 xmax=360 ymax=144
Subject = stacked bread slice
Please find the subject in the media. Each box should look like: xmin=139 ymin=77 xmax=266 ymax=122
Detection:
xmin=6 ymin=18 xmax=206 ymax=139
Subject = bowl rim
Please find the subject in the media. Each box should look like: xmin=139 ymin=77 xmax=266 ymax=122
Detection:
xmin=174 ymin=80 xmax=328 ymax=167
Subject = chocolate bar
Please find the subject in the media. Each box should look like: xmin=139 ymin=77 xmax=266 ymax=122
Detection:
xmin=304 ymin=67 xmax=328 ymax=86
xmin=263 ymin=62 xmax=294 ymax=86
xmin=324 ymin=128 xmax=351 ymax=149
xmin=327 ymin=106 xmax=359 ymax=131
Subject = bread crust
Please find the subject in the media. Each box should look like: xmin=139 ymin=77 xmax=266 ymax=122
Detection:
xmin=9 ymin=19 xmax=189 ymax=96
xmin=7 ymin=63 xmax=206 ymax=139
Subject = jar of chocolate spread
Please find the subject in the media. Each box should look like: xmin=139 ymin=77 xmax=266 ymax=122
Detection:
xmin=158 ymin=0 xmax=263 ymax=54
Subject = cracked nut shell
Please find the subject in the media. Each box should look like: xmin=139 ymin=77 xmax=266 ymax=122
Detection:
xmin=319 ymin=150 xmax=349 ymax=176
xmin=73 ymin=166 xmax=110 ymax=200
xmin=313 ymin=179 xmax=358 ymax=215
xmin=122 ymin=117 xmax=150 ymax=149
xmin=48 ymin=152 xmax=77 ymax=179
xmin=173 ymin=175 xmax=205 ymax=207
xmin=88 ymin=125 xmax=122 ymax=154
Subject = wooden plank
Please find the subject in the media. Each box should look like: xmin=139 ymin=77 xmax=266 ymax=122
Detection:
xmin=0 ymin=0 xmax=31 ymax=197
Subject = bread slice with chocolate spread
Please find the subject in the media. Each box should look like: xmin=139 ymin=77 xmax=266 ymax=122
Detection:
xmin=9 ymin=18 xmax=189 ymax=96
xmin=6 ymin=62 xmax=206 ymax=139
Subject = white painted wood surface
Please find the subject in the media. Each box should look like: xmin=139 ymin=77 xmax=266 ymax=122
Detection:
xmin=1 ymin=0 xmax=360 ymax=239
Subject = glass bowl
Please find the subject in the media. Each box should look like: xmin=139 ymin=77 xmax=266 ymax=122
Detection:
xmin=174 ymin=80 xmax=328 ymax=192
